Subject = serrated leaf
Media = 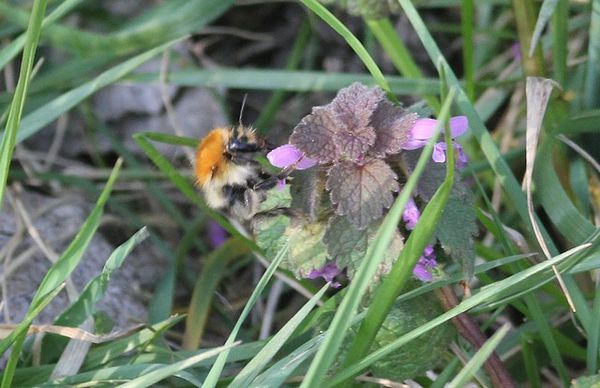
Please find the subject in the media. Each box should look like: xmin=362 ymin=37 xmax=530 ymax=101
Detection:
xmin=324 ymin=216 xmax=368 ymax=274
xmin=330 ymin=83 xmax=382 ymax=160
xmin=349 ymin=295 xmax=454 ymax=381
xmin=290 ymin=106 xmax=341 ymax=163
xmin=435 ymin=193 xmax=477 ymax=279
xmin=253 ymin=214 xmax=290 ymax=261
xmin=370 ymin=101 xmax=417 ymax=156
xmin=284 ymin=218 xmax=330 ymax=277
xmin=326 ymin=159 xmax=399 ymax=230
xmin=257 ymin=186 xmax=292 ymax=213
xmin=290 ymin=169 xmax=326 ymax=221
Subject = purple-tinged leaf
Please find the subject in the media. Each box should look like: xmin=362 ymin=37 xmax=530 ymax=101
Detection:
xmin=290 ymin=106 xmax=341 ymax=163
xmin=370 ymin=101 xmax=417 ymax=156
xmin=326 ymin=159 xmax=399 ymax=230
xmin=330 ymin=83 xmax=382 ymax=160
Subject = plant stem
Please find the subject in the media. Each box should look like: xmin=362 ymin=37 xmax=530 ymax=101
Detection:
xmin=435 ymin=286 xmax=516 ymax=388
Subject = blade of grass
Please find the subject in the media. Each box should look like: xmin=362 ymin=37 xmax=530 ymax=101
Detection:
xmin=461 ymin=0 xmax=475 ymax=101
xmin=40 ymin=227 xmax=150 ymax=362
xmin=298 ymin=0 xmax=394 ymax=99
xmin=254 ymin=17 xmax=311 ymax=132
xmin=132 ymin=69 xmax=440 ymax=95
xmin=587 ymin=277 xmax=600 ymax=373
xmin=202 ymin=242 xmax=290 ymax=387
xmin=448 ymin=324 xmax=510 ymax=388
xmin=551 ymin=0 xmax=568 ymax=85
xmin=530 ymin=0 xmax=559 ymax=57
xmin=584 ymin=0 xmax=600 ymax=108
xmin=117 ymin=342 xmax=240 ymax=388
xmin=182 ymin=238 xmax=250 ymax=350
xmin=0 ymin=37 xmax=186 ymax=146
xmin=299 ymin=89 xmax=456 ymax=388
xmin=365 ymin=18 xmax=441 ymax=112
xmin=229 ymin=284 xmax=328 ymax=388
xmin=0 ymin=284 xmax=65 ymax=387
xmin=336 ymin=88 xmax=457 ymax=382
xmin=0 ymin=0 xmax=82 ymax=71
xmin=0 ymin=0 xmax=47 ymax=211
xmin=512 ymin=0 xmax=546 ymax=75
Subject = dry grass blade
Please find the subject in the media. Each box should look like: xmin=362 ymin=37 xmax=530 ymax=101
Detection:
xmin=51 ymin=318 xmax=94 ymax=379
xmin=524 ymin=76 xmax=575 ymax=311
xmin=0 ymin=322 xmax=144 ymax=343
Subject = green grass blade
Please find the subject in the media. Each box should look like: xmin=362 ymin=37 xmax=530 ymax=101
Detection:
xmin=461 ymin=0 xmax=475 ymax=100
xmin=40 ymin=227 xmax=150 ymax=361
xmin=0 ymin=0 xmax=47 ymax=211
xmin=327 ymin=243 xmax=592 ymax=385
xmin=584 ymin=0 xmax=600 ymax=108
xmin=0 ymin=0 xmax=83 ymax=71
xmin=587 ymin=279 xmax=600 ymax=372
xmin=32 ymin=158 xmax=122 ymax=301
xmin=202 ymin=242 xmax=291 ymax=387
xmin=230 ymin=284 xmax=328 ymax=388
xmin=117 ymin=343 xmax=240 ymax=388
xmin=182 ymin=238 xmax=250 ymax=350
xmin=0 ymin=37 xmax=185 ymax=145
xmin=365 ymin=18 xmax=441 ymax=111
xmin=0 ymin=284 xmax=65 ymax=387
xmin=299 ymin=0 xmax=394 ymax=98
xmin=530 ymin=0 xmax=559 ymax=57
xmin=336 ymin=89 xmax=457 ymax=380
xmin=131 ymin=69 xmax=440 ymax=95
xmin=448 ymin=324 xmax=510 ymax=388
xmin=552 ymin=0 xmax=568 ymax=85
xmin=249 ymin=334 xmax=325 ymax=387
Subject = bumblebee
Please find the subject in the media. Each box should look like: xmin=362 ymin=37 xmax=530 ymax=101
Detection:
xmin=194 ymin=125 xmax=279 ymax=221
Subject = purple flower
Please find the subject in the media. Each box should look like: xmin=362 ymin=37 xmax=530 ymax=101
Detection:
xmin=413 ymin=245 xmax=437 ymax=282
xmin=402 ymin=197 xmax=420 ymax=230
xmin=402 ymin=116 xmax=469 ymax=167
xmin=208 ymin=220 xmax=228 ymax=248
xmin=267 ymin=144 xmax=317 ymax=170
xmin=306 ymin=262 xmax=342 ymax=288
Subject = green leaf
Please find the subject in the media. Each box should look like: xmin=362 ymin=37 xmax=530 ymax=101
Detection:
xmin=435 ymin=193 xmax=477 ymax=279
xmin=362 ymin=295 xmax=454 ymax=381
xmin=325 ymin=216 xmax=368 ymax=277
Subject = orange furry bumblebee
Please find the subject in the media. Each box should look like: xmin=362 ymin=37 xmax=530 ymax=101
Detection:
xmin=194 ymin=125 xmax=276 ymax=221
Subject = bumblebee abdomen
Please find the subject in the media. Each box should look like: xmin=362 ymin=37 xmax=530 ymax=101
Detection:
xmin=194 ymin=128 xmax=229 ymax=186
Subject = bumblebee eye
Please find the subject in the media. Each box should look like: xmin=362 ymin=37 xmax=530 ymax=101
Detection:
xmin=229 ymin=138 xmax=260 ymax=153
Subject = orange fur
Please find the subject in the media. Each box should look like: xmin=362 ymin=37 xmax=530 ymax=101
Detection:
xmin=194 ymin=128 xmax=229 ymax=185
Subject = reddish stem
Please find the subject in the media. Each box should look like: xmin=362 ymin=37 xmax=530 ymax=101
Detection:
xmin=435 ymin=285 xmax=516 ymax=388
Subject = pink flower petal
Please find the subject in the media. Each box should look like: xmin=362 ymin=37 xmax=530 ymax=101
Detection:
xmin=410 ymin=118 xmax=439 ymax=140
xmin=454 ymin=143 xmax=469 ymax=168
xmin=449 ymin=116 xmax=468 ymax=137
xmin=401 ymin=139 xmax=427 ymax=150
xmin=413 ymin=264 xmax=433 ymax=282
xmin=267 ymin=144 xmax=317 ymax=170
xmin=402 ymin=197 xmax=420 ymax=230
xmin=432 ymin=142 xmax=447 ymax=163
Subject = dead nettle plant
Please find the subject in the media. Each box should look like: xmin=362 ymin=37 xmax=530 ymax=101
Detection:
xmin=255 ymin=82 xmax=476 ymax=286
xmin=252 ymin=82 xmax=477 ymax=379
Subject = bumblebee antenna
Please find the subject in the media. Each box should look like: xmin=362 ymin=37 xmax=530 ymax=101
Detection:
xmin=238 ymin=93 xmax=248 ymax=126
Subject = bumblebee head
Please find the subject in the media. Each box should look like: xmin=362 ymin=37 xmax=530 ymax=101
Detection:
xmin=227 ymin=125 xmax=264 ymax=154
